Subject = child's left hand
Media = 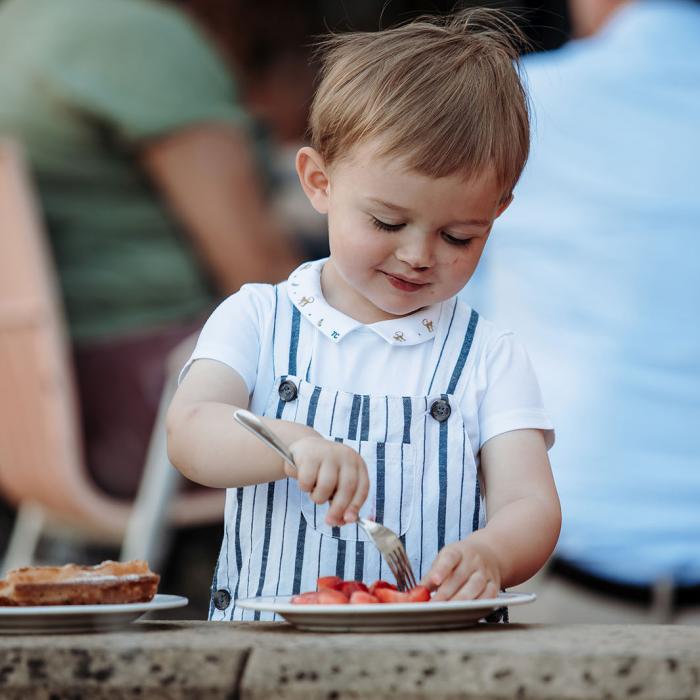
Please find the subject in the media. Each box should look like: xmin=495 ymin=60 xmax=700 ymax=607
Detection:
xmin=420 ymin=538 xmax=502 ymax=601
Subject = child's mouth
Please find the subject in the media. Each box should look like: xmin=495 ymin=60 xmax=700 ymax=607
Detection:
xmin=382 ymin=272 xmax=428 ymax=293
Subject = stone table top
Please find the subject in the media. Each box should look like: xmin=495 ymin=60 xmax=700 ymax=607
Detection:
xmin=1 ymin=620 xmax=699 ymax=699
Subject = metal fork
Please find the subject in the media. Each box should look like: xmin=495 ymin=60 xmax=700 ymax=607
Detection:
xmin=234 ymin=409 xmax=418 ymax=591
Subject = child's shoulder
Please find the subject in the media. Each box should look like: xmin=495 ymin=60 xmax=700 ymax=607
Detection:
xmin=201 ymin=282 xmax=288 ymax=334
xmin=216 ymin=281 xmax=288 ymax=314
xmin=453 ymin=297 xmax=520 ymax=359
xmin=453 ymin=296 xmax=513 ymax=339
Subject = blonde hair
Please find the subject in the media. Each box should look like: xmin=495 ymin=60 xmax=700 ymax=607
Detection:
xmin=309 ymin=8 xmax=530 ymax=199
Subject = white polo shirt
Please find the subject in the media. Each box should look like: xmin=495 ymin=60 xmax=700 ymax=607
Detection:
xmin=184 ymin=258 xmax=554 ymax=462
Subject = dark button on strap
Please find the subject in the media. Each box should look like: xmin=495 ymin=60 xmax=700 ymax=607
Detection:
xmin=213 ymin=589 xmax=231 ymax=610
xmin=430 ymin=399 xmax=451 ymax=422
xmin=278 ymin=379 xmax=298 ymax=402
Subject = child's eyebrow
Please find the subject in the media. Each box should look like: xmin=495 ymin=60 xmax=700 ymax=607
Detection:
xmin=450 ymin=219 xmax=491 ymax=228
xmin=367 ymin=197 xmax=410 ymax=213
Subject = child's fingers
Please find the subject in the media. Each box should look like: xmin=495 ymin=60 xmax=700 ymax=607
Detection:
xmin=477 ymin=579 xmax=500 ymax=600
xmin=442 ymin=567 xmax=490 ymax=601
xmin=343 ymin=460 xmax=369 ymax=523
xmin=325 ymin=462 xmax=358 ymax=525
xmin=295 ymin=460 xmax=319 ymax=493
xmin=430 ymin=559 xmax=477 ymax=601
xmin=310 ymin=461 xmax=338 ymax=505
xmin=452 ymin=571 xmax=496 ymax=601
xmin=420 ymin=545 xmax=461 ymax=591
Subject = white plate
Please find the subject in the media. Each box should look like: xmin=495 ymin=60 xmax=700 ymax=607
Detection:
xmin=237 ymin=592 xmax=535 ymax=632
xmin=0 ymin=594 xmax=188 ymax=635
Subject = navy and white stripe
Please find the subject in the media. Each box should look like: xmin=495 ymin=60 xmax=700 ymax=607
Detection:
xmin=209 ymin=295 xmax=484 ymax=621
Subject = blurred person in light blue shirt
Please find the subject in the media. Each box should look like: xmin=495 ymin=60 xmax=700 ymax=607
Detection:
xmin=463 ymin=0 xmax=700 ymax=623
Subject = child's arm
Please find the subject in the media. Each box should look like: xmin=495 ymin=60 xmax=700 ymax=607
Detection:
xmin=166 ymin=358 xmax=369 ymax=525
xmin=421 ymin=428 xmax=561 ymax=600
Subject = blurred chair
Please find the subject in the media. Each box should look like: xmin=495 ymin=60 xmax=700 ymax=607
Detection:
xmin=0 ymin=139 xmax=224 ymax=576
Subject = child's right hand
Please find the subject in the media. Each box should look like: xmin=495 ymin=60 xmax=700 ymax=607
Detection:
xmin=287 ymin=437 xmax=370 ymax=526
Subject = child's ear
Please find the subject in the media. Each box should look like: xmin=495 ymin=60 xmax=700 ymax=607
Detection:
xmin=296 ymin=147 xmax=330 ymax=214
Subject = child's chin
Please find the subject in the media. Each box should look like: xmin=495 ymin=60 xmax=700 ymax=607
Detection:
xmin=375 ymin=299 xmax=424 ymax=318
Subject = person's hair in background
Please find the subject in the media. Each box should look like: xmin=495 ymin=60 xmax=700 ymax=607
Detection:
xmin=309 ymin=10 xmax=530 ymax=200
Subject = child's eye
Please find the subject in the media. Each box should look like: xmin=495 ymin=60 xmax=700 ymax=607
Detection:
xmin=442 ymin=232 xmax=472 ymax=246
xmin=371 ymin=216 xmax=404 ymax=232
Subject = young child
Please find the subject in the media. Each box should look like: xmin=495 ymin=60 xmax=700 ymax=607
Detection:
xmin=167 ymin=8 xmax=561 ymax=621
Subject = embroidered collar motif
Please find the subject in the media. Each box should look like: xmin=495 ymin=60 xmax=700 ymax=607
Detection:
xmin=287 ymin=259 xmax=443 ymax=346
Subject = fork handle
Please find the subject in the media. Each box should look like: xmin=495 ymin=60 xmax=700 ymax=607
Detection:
xmin=234 ymin=409 xmax=366 ymax=529
xmin=234 ymin=409 xmax=297 ymax=470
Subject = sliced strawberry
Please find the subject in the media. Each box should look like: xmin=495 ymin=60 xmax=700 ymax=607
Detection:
xmin=317 ymin=589 xmax=349 ymax=605
xmin=317 ymin=575 xmax=343 ymax=591
xmin=407 ymin=585 xmax=431 ymax=602
xmin=374 ymin=588 xmax=410 ymax=604
xmin=369 ymin=579 xmax=398 ymax=596
xmin=340 ymin=580 xmax=369 ymax=596
xmin=291 ymin=591 xmax=321 ymax=605
xmin=349 ymin=591 xmax=380 ymax=604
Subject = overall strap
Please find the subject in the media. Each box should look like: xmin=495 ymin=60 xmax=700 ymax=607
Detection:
xmin=426 ymin=298 xmax=480 ymax=397
xmin=272 ymin=285 xmax=315 ymax=382
xmin=269 ymin=288 xmax=319 ymax=606
xmin=422 ymin=299 xmax=481 ymax=557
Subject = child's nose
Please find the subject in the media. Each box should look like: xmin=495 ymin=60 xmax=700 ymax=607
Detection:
xmin=395 ymin=233 xmax=435 ymax=269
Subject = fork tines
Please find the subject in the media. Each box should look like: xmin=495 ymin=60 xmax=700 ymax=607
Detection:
xmin=358 ymin=518 xmax=418 ymax=592
xmin=387 ymin=547 xmax=417 ymax=591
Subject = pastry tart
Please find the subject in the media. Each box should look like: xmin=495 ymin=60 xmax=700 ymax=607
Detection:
xmin=0 ymin=560 xmax=159 ymax=606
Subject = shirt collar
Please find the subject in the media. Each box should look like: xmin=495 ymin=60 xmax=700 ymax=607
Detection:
xmin=287 ymin=259 xmax=443 ymax=346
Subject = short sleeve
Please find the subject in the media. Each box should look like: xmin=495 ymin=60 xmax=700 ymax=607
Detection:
xmin=179 ymin=284 xmax=273 ymax=394
xmin=47 ymin=0 xmax=251 ymax=143
xmin=478 ymin=332 xmax=555 ymax=449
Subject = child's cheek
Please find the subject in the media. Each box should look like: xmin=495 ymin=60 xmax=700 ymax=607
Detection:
xmin=438 ymin=250 xmax=464 ymax=267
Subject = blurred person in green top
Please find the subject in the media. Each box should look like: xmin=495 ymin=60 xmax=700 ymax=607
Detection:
xmin=0 ymin=0 xmax=307 ymax=499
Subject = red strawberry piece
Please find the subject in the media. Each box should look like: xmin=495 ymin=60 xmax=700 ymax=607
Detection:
xmin=349 ymin=591 xmax=380 ymax=604
xmin=369 ymin=580 xmax=398 ymax=596
xmin=317 ymin=589 xmax=349 ymax=605
xmin=374 ymin=588 xmax=410 ymax=604
xmin=291 ymin=592 xmax=321 ymax=605
xmin=407 ymin=585 xmax=431 ymax=602
xmin=317 ymin=575 xmax=343 ymax=591
xmin=340 ymin=581 xmax=369 ymax=596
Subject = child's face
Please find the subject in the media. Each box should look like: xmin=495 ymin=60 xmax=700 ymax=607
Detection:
xmin=297 ymin=139 xmax=512 ymax=323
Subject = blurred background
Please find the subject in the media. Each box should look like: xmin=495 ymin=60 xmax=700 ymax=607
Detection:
xmin=2 ymin=0 xmax=697 ymax=625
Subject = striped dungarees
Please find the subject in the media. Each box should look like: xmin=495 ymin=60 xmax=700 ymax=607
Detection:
xmin=210 ymin=292 xmax=485 ymax=621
